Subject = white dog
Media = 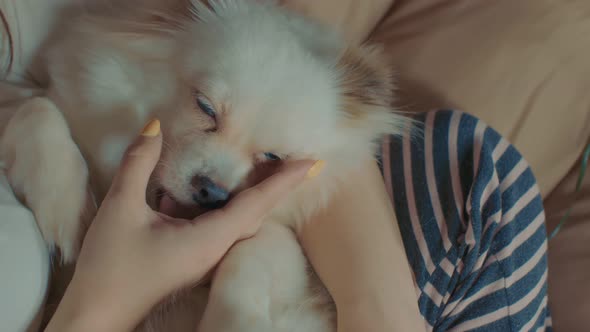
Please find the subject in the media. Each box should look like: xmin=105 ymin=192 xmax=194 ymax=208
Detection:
xmin=0 ymin=1 xmax=407 ymax=331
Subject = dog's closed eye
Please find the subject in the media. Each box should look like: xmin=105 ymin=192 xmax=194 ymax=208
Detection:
xmin=196 ymin=96 xmax=215 ymax=118
xmin=193 ymin=91 xmax=217 ymax=131
xmin=263 ymin=152 xmax=282 ymax=161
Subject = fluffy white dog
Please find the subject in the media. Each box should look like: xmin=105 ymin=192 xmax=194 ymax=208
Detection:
xmin=0 ymin=1 xmax=407 ymax=331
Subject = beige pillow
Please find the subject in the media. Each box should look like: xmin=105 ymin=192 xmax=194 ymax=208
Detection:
xmin=545 ymin=156 xmax=590 ymax=332
xmin=370 ymin=0 xmax=590 ymax=197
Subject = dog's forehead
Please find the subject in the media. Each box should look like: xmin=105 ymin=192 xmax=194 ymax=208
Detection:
xmin=217 ymin=76 xmax=345 ymax=155
xmin=199 ymin=49 xmax=344 ymax=154
xmin=184 ymin=49 xmax=347 ymax=156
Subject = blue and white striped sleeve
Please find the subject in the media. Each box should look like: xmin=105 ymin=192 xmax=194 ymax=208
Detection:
xmin=380 ymin=110 xmax=552 ymax=331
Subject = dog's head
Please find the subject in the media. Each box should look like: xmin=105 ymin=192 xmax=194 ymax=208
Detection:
xmin=149 ymin=0 xmax=407 ymax=218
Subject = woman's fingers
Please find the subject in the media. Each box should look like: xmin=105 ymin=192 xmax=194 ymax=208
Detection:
xmin=172 ymin=160 xmax=322 ymax=261
xmin=107 ymin=119 xmax=162 ymax=201
xmin=218 ymin=160 xmax=322 ymax=221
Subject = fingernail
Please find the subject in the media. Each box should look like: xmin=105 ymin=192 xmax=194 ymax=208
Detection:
xmin=141 ymin=119 xmax=160 ymax=137
xmin=305 ymin=160 xmax=325 ymax=179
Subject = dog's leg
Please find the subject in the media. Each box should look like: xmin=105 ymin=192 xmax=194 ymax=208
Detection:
xmin=197 ymin=222 xmax=331 ymax=332
xmin=0 ymin=97 xmax=96 ymax=264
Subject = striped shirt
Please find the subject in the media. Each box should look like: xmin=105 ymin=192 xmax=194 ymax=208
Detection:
xmin=380 ymin=110 xmax=551 ymax=331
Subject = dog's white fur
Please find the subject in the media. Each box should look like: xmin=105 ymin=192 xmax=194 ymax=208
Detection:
xmin=0 ymin=1 xmax=407 ymax=331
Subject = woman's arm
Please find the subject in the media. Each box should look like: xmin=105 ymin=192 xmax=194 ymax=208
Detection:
xmin=300 ymin=160 xmax=424 ymax=332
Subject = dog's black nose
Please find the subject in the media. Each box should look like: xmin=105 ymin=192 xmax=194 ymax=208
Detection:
xmin=191 ymin=175 xmax=229 ymax=209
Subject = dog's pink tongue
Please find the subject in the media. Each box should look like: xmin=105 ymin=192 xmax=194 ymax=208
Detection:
xmin=159 ymin=194 xmax=179 ymax=217
xmin=158 ymin=194 xmax=202 ymax=219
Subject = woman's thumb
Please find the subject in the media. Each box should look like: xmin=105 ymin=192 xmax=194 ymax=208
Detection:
xmin=214 ymin=160 xmax=324 ymax=222
xmin=108 ymin=119 xmax=163 ymax=200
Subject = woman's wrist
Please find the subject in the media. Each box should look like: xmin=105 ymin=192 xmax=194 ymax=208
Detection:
xmin=45 ymin=275 xmax=147 ymax=332
xmin=45 ymin=287 xmax=112 ymax=332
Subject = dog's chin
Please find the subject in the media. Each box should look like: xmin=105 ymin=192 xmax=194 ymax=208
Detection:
xmin=152 ymin=188 xmax=207 ymax=220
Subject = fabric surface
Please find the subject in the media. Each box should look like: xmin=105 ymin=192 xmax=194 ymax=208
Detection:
xmin=0 ymin=169 xmax=50 ymax=332
xmin=279 ymin=0 xmax=394 ymax=44
xmin=0 ymin=0 xmax=74 ymax=83
xmin=544 ymin=152 xmax=590 ymax=332
xmin=371 ymin=0 xmax=590 ymax=198
xmin=381 ymin=110 xmax=551 ymax=331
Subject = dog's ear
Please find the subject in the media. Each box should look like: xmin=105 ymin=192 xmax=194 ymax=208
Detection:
xmin=336 ymin=44 xmax=407 ymax=137
xmin=145 ymin=0 xmax=199 ymax=30
xmin=83 ymin=0 xmax=197 ymax=32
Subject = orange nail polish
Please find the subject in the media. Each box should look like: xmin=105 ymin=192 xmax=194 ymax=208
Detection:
xmin=305 ymin=160 xmax=325 ymax=179
xmin=141 ymin=119 xmax=160 ymax=137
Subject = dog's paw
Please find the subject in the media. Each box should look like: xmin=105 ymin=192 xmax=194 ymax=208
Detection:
xmin=0 ymin=97 xmax=97 ymax=263
xmin=31 ymin=173 xmax=96 ymax=264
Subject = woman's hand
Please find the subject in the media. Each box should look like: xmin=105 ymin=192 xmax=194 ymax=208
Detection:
xmin=45 ymin=119 xmax=318 ymax=332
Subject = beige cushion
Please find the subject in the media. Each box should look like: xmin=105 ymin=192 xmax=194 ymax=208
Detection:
xmin=545 ymin=155 xmax=590 ymax=332
xmin=0 ymin=0 xmax=75 ymax=82
xmin=370 ymin=0 xmax=590 ymax=197
xmin=281 ymin=0 xmax=394 ymax=44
